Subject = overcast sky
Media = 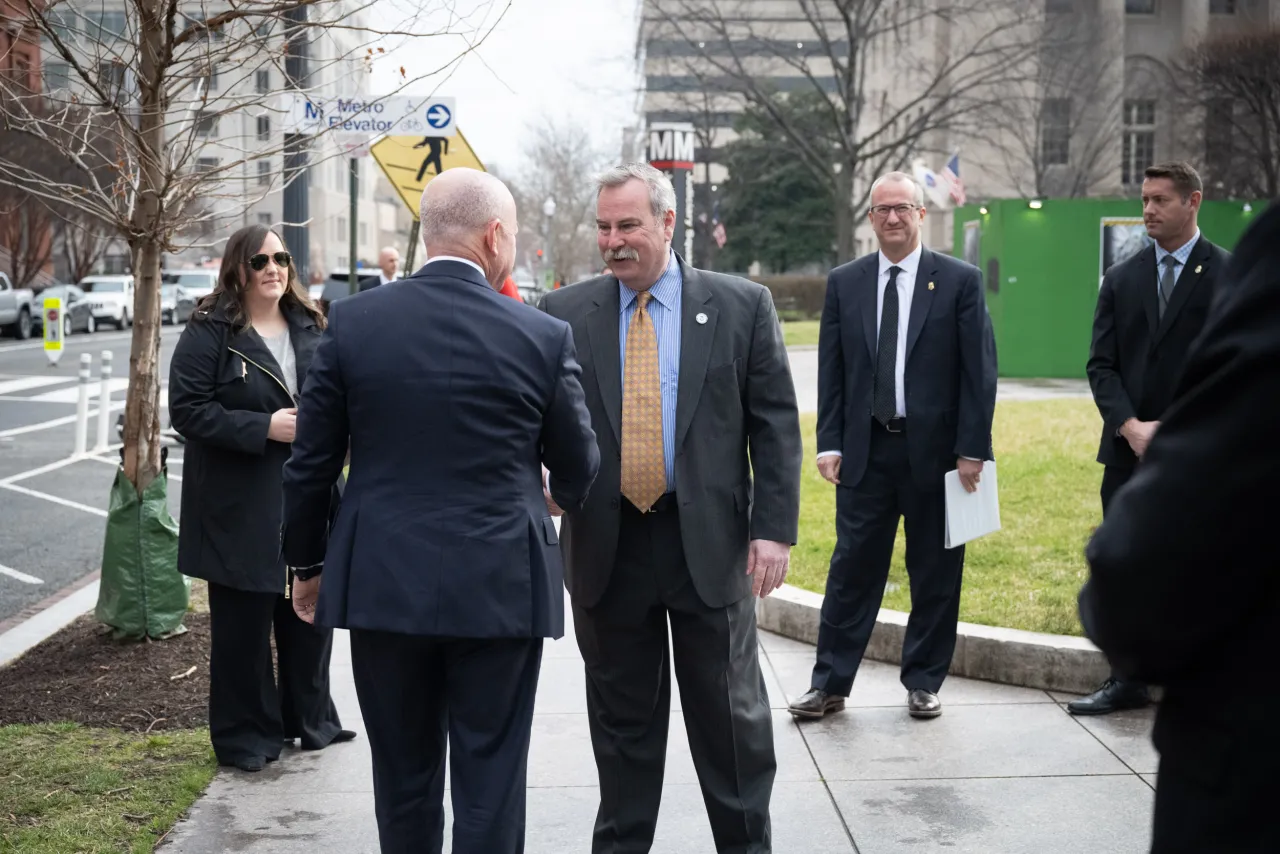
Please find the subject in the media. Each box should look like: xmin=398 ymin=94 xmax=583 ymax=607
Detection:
xmin=369 ymin=0 xmax=643 ymax=176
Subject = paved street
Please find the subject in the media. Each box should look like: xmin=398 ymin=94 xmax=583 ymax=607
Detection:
xmin=159 ymin=608 xmax=1157 ymax=853
xmin=0 ymin=327 xmax=184 ymax=626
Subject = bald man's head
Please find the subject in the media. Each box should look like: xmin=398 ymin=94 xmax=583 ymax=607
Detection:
xmin=418 ymin=168 xmax=518 ymax=289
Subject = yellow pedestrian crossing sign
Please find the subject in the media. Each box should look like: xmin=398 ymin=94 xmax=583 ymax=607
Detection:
xmin=370 ymin=129 xmax=486 ymax=219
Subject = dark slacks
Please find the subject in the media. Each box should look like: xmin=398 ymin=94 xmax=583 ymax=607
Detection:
xmin=206 ymin=581 xmax=343 ymax=765
xmin=811 ymin=424 xmax=966 ymax=696
xmin=1100 ymin=464 xmax=1146 ymax=687
xmin=573 ymin=499 xmax=776 ymax=854
xmin=349 ymin=629 xmax=543 ymax=854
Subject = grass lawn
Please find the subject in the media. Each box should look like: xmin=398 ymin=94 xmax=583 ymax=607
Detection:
xmin=0 ymin=723 xmax=215 ymax=853
xmin=782 ymin=320 xmax=820 ymax=348
xmin=790 ymin=399 xmax=1104 ymax=636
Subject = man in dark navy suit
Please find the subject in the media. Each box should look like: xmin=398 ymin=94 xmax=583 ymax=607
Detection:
xmin=280 ymin=167 xmax=599 ymax=854
xmin=789 ymin=171 xmax=997 ymax=722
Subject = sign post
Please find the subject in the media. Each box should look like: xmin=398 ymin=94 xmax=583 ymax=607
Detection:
xmin=646 ymin=122 xmax=697 ymax=262
xmin=43 ymin=297 xmax=63 ymax=367
xmin=370 ymin=128 xmax=484 ymax=226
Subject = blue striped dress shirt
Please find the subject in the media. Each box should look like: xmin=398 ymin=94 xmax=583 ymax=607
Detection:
xmin=619 ymin=250 xmax=682 ymax=493
xmin=1154 ymin=228 xmax=1200 ymax=295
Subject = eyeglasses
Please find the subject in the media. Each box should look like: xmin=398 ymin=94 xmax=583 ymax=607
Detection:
xmin=248 ymin=251 xmax=292 ymax=272
xmin=870 ymin=204 xmax=919 ymax=219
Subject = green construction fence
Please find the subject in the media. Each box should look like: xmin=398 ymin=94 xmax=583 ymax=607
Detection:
xmin=952 ymin=197 xmax=1264 ymax=378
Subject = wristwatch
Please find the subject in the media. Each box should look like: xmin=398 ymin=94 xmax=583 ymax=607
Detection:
xmin=290 ymin=562 xmax=323 ymax=581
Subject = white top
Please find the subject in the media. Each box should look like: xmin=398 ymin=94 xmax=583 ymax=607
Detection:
xmin=423 ymin=256 xmax=486 ymax=280
xmin=260 ymin=325 xmax=298 ymax=398
xmin=379 ymin=272 xmax=400 ymax=286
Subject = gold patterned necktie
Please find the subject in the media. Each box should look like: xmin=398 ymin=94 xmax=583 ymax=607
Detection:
xmin=620 ymin=290 xmax=666 ymax=512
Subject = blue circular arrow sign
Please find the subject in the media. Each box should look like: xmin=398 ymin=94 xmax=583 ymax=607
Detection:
xmin=426 ymin=104 xmax=452 ymax=129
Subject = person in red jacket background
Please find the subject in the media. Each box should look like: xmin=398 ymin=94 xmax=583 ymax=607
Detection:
xmin=499 ymin=276 xmax=521 ymax=301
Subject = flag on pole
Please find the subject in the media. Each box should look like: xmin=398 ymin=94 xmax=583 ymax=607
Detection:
xmin=712 ymin=202 xmax=727 ymax=248
xmin=941 ymin=153 xmax=966 ymax=206
xmin=911 ymin=159 xmax=953 ymax=209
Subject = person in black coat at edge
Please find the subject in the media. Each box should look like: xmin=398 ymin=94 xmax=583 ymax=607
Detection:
xmin=168 ymin=225 xmax=354 ymax=772
xmin=1080 ymin=198 xmax=1280 ymax=853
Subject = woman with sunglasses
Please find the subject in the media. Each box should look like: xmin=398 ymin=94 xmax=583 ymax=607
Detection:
xmin=169 ymin=225 xmax=354 ymax=772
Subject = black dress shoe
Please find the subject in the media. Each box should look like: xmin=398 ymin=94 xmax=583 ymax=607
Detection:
xmin=301 ymin=729 xmax=358 ymax=750
xmin=1066 ymin=678 xmax=1151 ymax=716
xmin=233 ymin=755 xmax=265 ymax=772
xmin=788 ymin=688 xmax=846 ymax=720
xmin=907 ymin=689 xmax=942 ymax=719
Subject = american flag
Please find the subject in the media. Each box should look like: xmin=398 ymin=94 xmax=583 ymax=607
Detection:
xmin=941 ymin=153 xmax=966 ymax=206
xmin=712 ymin=202 xmax=727 ymax=248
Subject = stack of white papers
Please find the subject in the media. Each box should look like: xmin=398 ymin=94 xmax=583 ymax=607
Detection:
xmin=944 ymin=461 xmax=1001 ymax=549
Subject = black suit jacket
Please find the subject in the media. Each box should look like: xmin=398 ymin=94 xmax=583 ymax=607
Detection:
xmin=1086 ymin=236 xmax=1229 ymax=468
xmin=280 ymin=261 xmax=600 ymax=639
xmin=541 ymin=257 xmax=803 ymax=610
xmin=1080 ymin=201 xmax=1280 ymax=853
xmin=817 ymin=248 xmax=997 ymax=490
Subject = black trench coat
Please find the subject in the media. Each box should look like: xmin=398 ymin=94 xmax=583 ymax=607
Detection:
xmin=169 ymin=298 xmax=336 ymax=594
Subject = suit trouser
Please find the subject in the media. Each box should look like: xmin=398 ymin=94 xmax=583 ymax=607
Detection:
xmin=1100 ymin=465 xmax=1147 ymax=688
xmin=573 ymin=500 xmax=776 ymax=854
xmin=810 ymin=425 xmax=966 ymax=696
xmin=349 ymin=629 xmax=543 ymax=854
xmin=206 ymin=581 xmax=344 ymax=765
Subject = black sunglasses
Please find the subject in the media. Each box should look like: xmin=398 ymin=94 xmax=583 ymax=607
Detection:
xmin=248 ymin=251 xmax=292 ymax=272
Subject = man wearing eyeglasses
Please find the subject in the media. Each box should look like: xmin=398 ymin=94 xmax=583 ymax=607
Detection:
xmin=788 ymin=172 xmax=997 ymax=722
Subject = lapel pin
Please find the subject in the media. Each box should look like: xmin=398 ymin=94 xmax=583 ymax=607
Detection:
xmin=928 ymin=282 xmax=935 ymax=291
xmin=1194 ymin=264 xmax=1202 ymax=274
xmin=695 ymin=312 xmax=708 ymax=325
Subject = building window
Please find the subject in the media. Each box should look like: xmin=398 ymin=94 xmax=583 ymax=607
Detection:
xmin=257 ymin=116 xmax=270 ymax=141
xmin=44 ymin=62 xmax=70 ymax=92
xmin=257 ymin=161 xmax=271 ymax=186
xmin=1124 ymin=0 xmax=1155 ymax=13
xmin=1209 ymin=0 xmax=1235 ymax=13
xmin=204 ymin=65 xmax=218 ymax=92
xmin=335 ymin=218 xmax=347 ymax=241
xmin=258 ymin=213 xmax=273 ymax=226
xmin=98 ymin=61 xmax=128 ymax=104
xmin=1122 ymin=99 xmax=1156 ymax=185
xmin=256 ymin=70 xmax=270 ymax=93
xmin=195 ymin=110 xmax=218 ymax=136
xmin=337 ymin=256 xmax=348 ymax=269
xmin=196 ymin=157 xmax=219 ymax=174
xmin=1042 ymin=98 xmax=1071 ymax=166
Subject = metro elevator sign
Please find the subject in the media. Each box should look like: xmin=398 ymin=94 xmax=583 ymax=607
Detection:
xmin=647 ymin=123 xmax=695 ymax=170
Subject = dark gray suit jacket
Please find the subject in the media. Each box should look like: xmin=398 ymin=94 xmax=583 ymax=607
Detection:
xmin=542 ymin=256 xmax=803 ymax=609
xmin=817 ymin=248 xmax=997 ymax=491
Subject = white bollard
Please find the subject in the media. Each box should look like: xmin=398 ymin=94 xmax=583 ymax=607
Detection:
xmin=74 ymin=353 xmax=91 ymax=456
xmin=94 ymin=350 xmax=113 ymax=451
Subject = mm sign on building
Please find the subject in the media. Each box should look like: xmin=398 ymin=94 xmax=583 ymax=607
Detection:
xmin=647 ymin=122 xmax=696 ymax=261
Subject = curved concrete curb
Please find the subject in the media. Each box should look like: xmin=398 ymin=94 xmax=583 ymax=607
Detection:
xmin=756 ymin=583 xmax=1110 ymax=694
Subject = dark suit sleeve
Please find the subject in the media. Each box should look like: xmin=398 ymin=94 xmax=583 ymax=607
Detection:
xmin=745 ymin=286 xmax=803 ymax=544
xmin=955 ymin=266 xmax=997 ymax=460
xmin=168 ymin=320 xmax=271 ymax=455
xmin=281 ymin=308 xmax=350 ymax=569
xmin=1085 ymin=271 xmax=1137 ymax=434
xmin=1080 ymin=243 xmax=1280 ymax=685
xmin=541 ymin=324 xmax=599 ymax=514
xmin=816 ymin=270 xmax=844 ymax=454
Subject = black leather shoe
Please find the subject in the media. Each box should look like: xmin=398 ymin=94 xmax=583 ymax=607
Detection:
xmin=908 ymin=689 xmax=942 ymax=718
xmin=301 ymin=729 xmax=358 ymax=750
xmin=233 ymin=755 xmax=265 ymax=772
xmin=788 ymin=688 xmax=846 ymax=720
xmin=1066 ymin=678 xmax=1151 ymax=716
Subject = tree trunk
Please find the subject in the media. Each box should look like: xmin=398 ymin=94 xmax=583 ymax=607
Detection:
xmin=122 ymin=1 xmax=166 ymax=495
xmin=835 ymin=167 xmax=856 ymax=263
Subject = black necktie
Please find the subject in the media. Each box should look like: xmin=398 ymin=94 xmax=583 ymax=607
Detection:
xmin=873 ymin=266 xmax=902 ymax=426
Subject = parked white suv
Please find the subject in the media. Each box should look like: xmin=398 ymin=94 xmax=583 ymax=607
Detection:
xmin=80 ymin=275 xmax=135 ymax=329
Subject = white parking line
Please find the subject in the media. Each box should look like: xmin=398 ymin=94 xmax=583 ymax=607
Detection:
xmin=0 ymin=326 xmax=181 ymax=354
xmin=0 ymin=376 xmax=73 ymax=395
xmin=29 ymin=377 xmax=130 ymax=403
xmin=0 ymin=564 xmax=43 ymax=584
xmin=0 ymin=455 xmax=86 ymax=485
xmin=0 ymin=402 xmax=123 ymax=438
xmin=0 ymin=482 xmax=109 ymax=517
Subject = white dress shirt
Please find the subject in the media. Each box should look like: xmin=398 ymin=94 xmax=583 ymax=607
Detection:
xmin=379 ymin=271 xmax=400 ymax=287
xmin=817 ymin=243 xmax=921 ymax=461
xmin=423 ymin=255 xmax=486 ymax=280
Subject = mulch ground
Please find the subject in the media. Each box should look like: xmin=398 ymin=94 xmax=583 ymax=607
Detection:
xmin=0 ymin=612 xmax=211 ymax=732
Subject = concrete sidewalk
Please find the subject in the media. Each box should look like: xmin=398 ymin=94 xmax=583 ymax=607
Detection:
xmin=159 ymin=604 xmax=1157 ymax=853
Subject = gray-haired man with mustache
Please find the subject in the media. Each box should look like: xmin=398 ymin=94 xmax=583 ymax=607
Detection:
xmin=541 ymin=163 xmax=803 ymax=853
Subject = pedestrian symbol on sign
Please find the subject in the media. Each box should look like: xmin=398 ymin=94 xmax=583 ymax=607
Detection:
xmin=413 ymin=137 xmax=450 ymax=181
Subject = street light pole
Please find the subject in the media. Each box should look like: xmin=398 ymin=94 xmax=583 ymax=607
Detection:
xmin=542 ymin=196 xmax=556 ymax=289
xmin=282 ymin=7 xmax=311 ymax=285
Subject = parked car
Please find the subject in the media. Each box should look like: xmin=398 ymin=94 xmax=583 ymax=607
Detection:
xmin=0 ymin=271 xmax=37 ymax=339
xmin=31 ymin=285 xmax=98 ymax=335
xmin=159 ymin=284 xmax=196 ymax=325
xmin=79 ymin=275 xmax=135 ymax=329
xmin=162 ymin=269 xmax=217 ymax=303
